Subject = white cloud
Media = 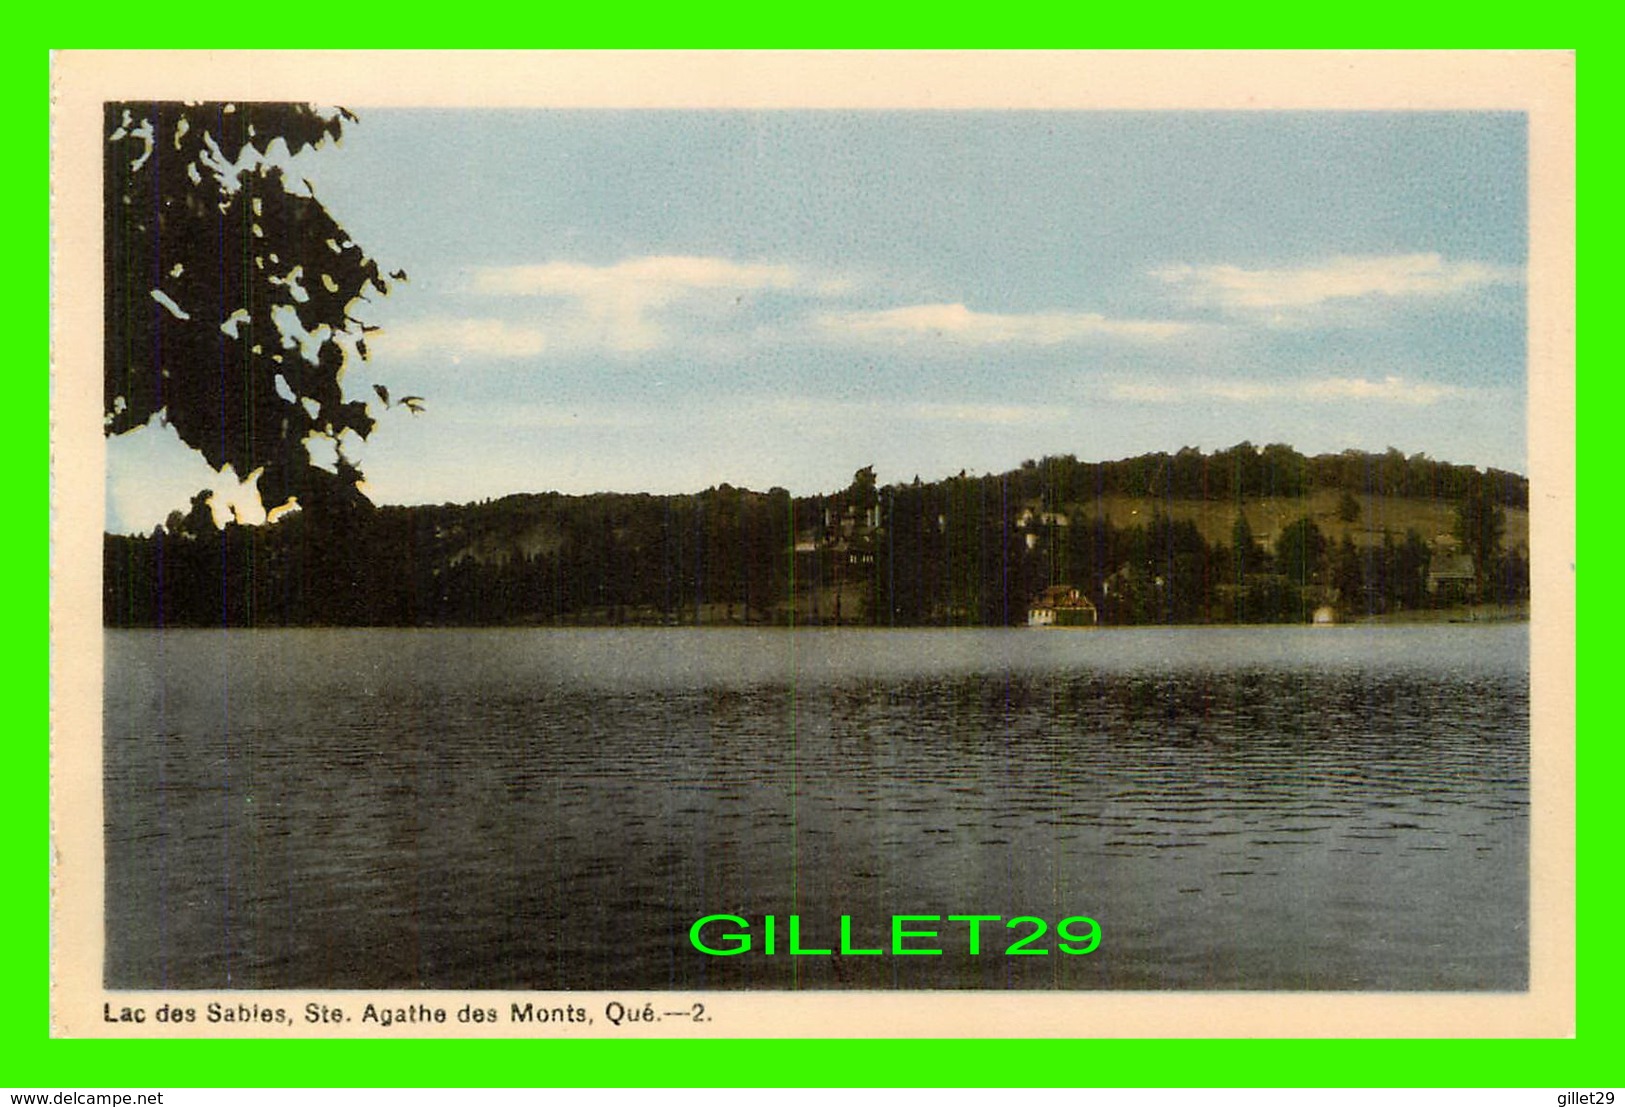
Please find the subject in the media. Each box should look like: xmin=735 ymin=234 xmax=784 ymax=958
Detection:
xmin=371 ymin=317 xmax=548 ymax=361
xmin=1109 ymin=382 xmax=1183 ymax=403
xmin=465 ymin=255 xmax=850 ymax=354
xmin=472 ymin=256 xmax=837 ymax=298
xmin=488 ymin=394 xmax=1073 ymax=435
xmin=1110 ymin=374 xmax=1459 ymax=407
xmin=389 ymin=261 xmax=1186 ymax=361
xmin=1300 ymin=376 xmax=1458 ymax=404
xmin=814 ymin=302 xmax=1189 ymax=345
xmin=467 ymin=403 xmax=664 ymax=431
xmin=1201 ymin=381 xmax=1287 ymax=403
xmin=1153 ymin=253 xmax=1521 ymax=311
xmin=905 ymin=401 xmax=1069 ymax=426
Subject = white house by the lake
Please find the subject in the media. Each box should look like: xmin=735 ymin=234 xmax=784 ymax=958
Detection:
xmin=1028 ymin=585 xmax=1098 ymax=627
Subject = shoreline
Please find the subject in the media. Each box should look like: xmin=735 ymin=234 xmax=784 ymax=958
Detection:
xmin=103 ymin=604 xmax=1530 ymax=632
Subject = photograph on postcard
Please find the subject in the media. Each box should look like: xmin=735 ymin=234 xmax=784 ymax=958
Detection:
xmin=54 ymin=52 xmax=1574 ymax=1035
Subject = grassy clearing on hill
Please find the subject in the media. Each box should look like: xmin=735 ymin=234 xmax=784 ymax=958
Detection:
xmin=1061 ymin=491 xmax=1529 ymax=554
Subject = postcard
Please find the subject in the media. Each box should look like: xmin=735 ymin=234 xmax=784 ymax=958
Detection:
xmin=51 ymin=50 xmax=1575 ymax=1037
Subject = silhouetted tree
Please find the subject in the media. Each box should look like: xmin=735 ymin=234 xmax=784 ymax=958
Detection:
xmin=1332 ymin=535 xmax=1363 ymax=610
xmin=1232 ymin=512 xmax=1264 ymax=577
xmin=1394 ymin=528 xmax=1433 ymax=611
xmin=105 ymin=101 xmax=404 ymax=520
xmin=1275 ymin=516 xmax=1327 ymax=590
xmin=847 ymin=465 xmax=878 ymax=515
xmin=1454 ymin=478 xmax=1508 ymax=595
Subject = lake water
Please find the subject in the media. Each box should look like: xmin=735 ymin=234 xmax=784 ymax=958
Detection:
xmin=104 ymin=625 xmax=1528 ymax=991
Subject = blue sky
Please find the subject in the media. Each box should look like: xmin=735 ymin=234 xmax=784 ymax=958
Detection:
xmin=106 ymin=110 xmax=1527 ymax=533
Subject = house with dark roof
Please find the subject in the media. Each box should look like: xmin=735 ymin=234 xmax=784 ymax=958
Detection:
xmin=1028 ymin=585 xmax=1098 ymax=627
xmin=1427 ymin=552 xmax=1476 ymax=603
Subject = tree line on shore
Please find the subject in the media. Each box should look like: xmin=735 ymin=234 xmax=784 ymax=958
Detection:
xmin=104 ymin=443 xmax=1529 ymax=628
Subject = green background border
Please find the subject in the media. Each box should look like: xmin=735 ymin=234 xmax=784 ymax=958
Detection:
xmin=21 ymin=28 xmax=1598 ymax=1089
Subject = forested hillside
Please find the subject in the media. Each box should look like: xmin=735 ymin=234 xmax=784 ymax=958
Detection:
xmin=105 ymin=443 xmax=1530 ymax=628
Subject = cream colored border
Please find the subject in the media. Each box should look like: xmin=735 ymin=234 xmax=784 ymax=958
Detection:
xmin=50 ymin=50 xmax=1576 ymax=1039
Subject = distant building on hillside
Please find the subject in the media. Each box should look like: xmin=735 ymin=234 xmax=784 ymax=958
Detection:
xmin=1427 ymin=552 xmax=1477 ymax=603
xmin=1016 ymin=507 xmax=1070 ymax=529
xmin=1016 ymin=506 xmax=1071 ymax=551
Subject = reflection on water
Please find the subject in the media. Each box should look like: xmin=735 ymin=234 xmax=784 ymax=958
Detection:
xmin=105 ymin=625 xmax=1528 ymax=990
